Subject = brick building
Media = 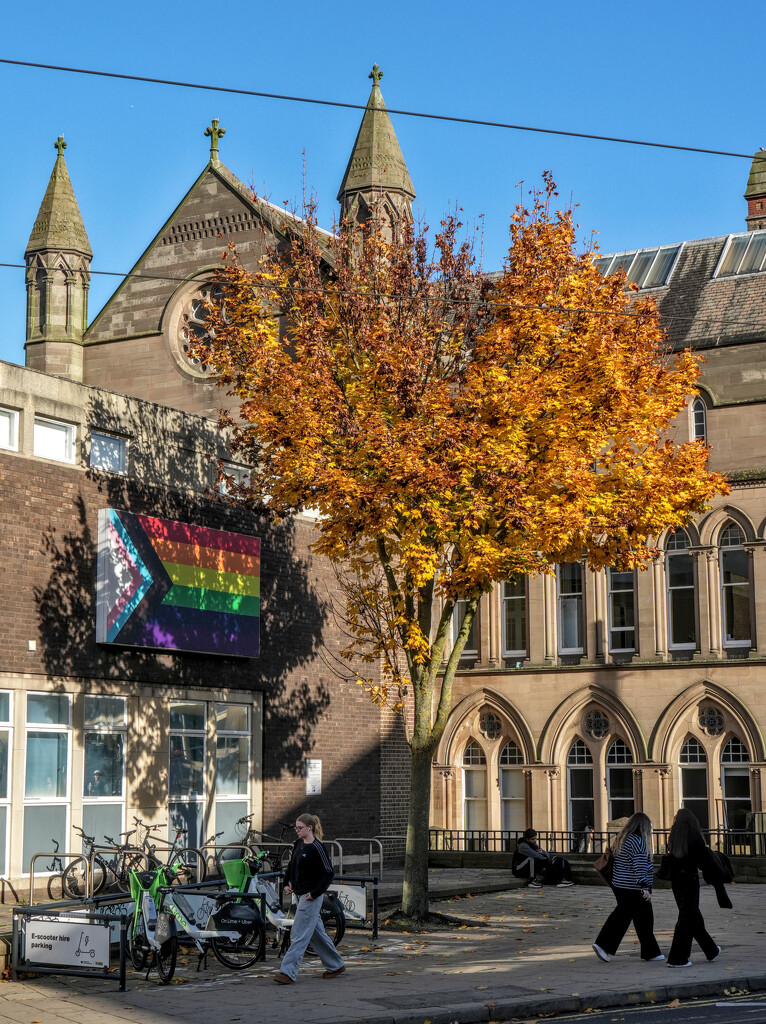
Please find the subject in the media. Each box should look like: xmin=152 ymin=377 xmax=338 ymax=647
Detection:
xmin=0 ymin=70 xmax=412 ymax=881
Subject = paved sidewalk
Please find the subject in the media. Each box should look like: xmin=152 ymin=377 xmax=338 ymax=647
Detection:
xmin=0 ymin=869 xmax=764 ymax=1024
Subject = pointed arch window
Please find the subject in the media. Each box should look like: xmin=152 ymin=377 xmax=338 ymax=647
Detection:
xmin=720 ymin=736 xmax=751 ymax=832
xmin=666 ymin=530 xmax=696 ymax=650
xmin=462 ymin=740 xmax=487 ymax=831
xmin=606 ymin=739 xmax=635 ymax=821
xmin=567 ymin=739 xmax=594 ymax=832
xmin=499 ymin=740 xmax=525 ymax=831
xmin=720 ymin=523 xmax=751 ymax=648
xmin=692 ymin=398 xmax=707 ymax=443
xmin=680 ymin=737 xmax=709 ymax=829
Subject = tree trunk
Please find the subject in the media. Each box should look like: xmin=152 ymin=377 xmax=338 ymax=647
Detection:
xmin=401 ymin=743 xmax=434 ymax=921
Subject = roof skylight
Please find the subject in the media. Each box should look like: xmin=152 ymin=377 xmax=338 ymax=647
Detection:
xmin=715 ymin=230 xmax=766 ymax=278
xmin=594 ymin=244 xmax=681 ymax=289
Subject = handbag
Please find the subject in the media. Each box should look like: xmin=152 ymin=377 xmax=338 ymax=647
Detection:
xmin=593 ymin=848 xmax=614 ymax=884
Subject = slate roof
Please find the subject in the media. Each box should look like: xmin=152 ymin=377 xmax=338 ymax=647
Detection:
xmin=26 ymin=143 xmax=92 ymax=257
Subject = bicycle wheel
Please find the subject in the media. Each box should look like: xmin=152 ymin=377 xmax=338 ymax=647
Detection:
xmin=169 ymin=847 xmax=205 ymax=885
xmin=311 ymin=907 xmax=345 ymax=951
xmin=115 ymin=851 xmax=145 ymax=894
xmin=155 ymin=934 xmax=177 ymax=984
xmin=279 ymin=846 xmax=293 ymax=873
xmin=63 ymin=855 xmax=106 ymax=898
xmin=210 ymin=919 xmax=265 ymax=969
xmin=47 ymin=873 xmax=64 ymax=901
xmin=128 ymin=914 xmax=150 ymax=970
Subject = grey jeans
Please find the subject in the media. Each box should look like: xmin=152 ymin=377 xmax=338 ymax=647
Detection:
xmin=280 ymin=894 xmax=345 ymax=980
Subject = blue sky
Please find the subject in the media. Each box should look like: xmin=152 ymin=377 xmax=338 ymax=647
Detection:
xmin=0 ymin=0 xmax=759 ymax=366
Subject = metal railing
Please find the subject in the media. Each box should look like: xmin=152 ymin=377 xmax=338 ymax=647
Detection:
xmin=429 ymin=827 xmax=766 ymax=857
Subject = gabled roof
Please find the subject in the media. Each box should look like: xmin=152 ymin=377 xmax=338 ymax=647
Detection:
xmin=26 ymin=137 xmax=92 ymax=257
xmin=337 ymin=66 xmax=415 ymax=202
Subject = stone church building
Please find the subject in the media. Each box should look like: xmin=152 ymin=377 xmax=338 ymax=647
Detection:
xmin=1 ymin=63 xmax=766 ymax=881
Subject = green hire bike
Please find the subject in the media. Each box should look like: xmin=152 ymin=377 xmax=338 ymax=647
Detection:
xmin=128 ymin=863 xmax=265 ymax=982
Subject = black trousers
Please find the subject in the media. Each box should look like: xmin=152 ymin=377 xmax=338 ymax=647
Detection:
xmin=594 ymin=886 xmax=661 ymax=959
xmin=534 ymin=856 xmax=572 ymax=884
xmin=668 ymin=877 xmax=718 ymax=965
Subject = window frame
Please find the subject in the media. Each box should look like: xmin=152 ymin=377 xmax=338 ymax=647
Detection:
xmin=23 ymin=692 xmax=72 ymax=876
xmin=168 ymin=700 xmax=207 ymax=847
xmin=462 ymin=739 xmax=488 ymax=832
xmin=666 ymin=530 xmax=697 ymax=651
xmin=607 ymin=568 xmax=636 ymax=653
xmin=714 ymin=229 xmax=766 ymax=278
xmin=33 ymin=415 xmax=76 ymax=464
xmin=89 ymin=431 xmax=129 ymax=474
xmin=691 ymin=398 xmax=707 ymax=443
xmin=218 ymin=461 xmax=252 ymax=497
xmin=0 ymin=406 xmax=19 ymax=452
xmin=501 ymin=578 xmax=527 ymax=658
xmin=0 ymin=693 xmax=12 ymax=877
xmin=453 ymin=599 xmax=479 ymax=657
xmin=719 ymin=523 xmax=751 ymax=649
xmin=557 ymin=563 xmax=584 ymax=655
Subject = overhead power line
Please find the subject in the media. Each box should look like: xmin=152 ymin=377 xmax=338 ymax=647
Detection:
xmin=2 ymin=260 xmax=766 ymax=334
xmin=0 ymin=57 xmax=756 ymax=161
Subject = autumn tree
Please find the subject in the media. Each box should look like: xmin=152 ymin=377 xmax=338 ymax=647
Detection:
xmin=198 ymin=177 xmax=726 ymax=922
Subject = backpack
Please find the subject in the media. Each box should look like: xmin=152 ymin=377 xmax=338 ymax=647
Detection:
xmin=511 ymin=847 xmax=533 ymax=878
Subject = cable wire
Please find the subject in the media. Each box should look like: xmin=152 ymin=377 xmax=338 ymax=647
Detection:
xmin=0 ymin=56 xmax=757 ymax=161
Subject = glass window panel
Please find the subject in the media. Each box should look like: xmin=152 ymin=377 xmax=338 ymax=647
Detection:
xmin=454 ymin=600 xmax=478 ymax=653
xmin=215 ymin=799 xmax=249 ymax=845
xmin=169 ymin=801 xmax=204 ymax=847
xmin=23 ymin=804 xmax=67 ymax=873
xmin=33 ymin=417 xmax=75 ymax=462
xmin=463 ymin=741 xmax=486 ymax=765
xmin=499 ymin=741 xmax=524 ymax=765
xmin=84 ymin=696 xmax=126 ymax=729
xmin=723 ymin=587 xmax=751 ymax=643
xmin=666 ymin=529 xmax=690 ymax=551
xmin=216 ymin=736 xmax=249 ymax=795
xmin=681 ymin=737 xmax=707 ymax=763
xmin=594 ymin=257 xmax=612 ymax=276
xmin=465 ymin=800 xmax=488 ymax=830
xmin=567 ymin=740 xmax=593 ymax=765
xmin=612 ymin=253 xmax=633 ymax=275
xmin=643 ymin=246 xmax=679 ymax=287
xmin=503 ymin=579 xmax=527 ymax=653
xmin=668 ymin=552 xmax=694 ymax=588
xmin=464 ymin=770 xmax=487 ymax=799
xmin=0 ymin=806 xmax=6 ymax=875
xmin=500 ymin=796 xmax=525 ymax=832
xmin=84 ymin=732 xmax=124 ymax=797
xmin=0 ymin=730 xmax=8 ymax=799
xmin=717 ymin=235 xmax=750 ymax=276
xmin=740 ymin=233 xmax=766 ymax=273
xmin=670 ymin=590 xmax=696 ymax=646
xmin=27 ymin=693 xmax=69 ymax=726
xmin=89 ymin=432 xmax=127 ymax=473
xmin=216 ymin=704 xmax=249 ymax=733
xmin=0 ymin=408 xmax=18 ymax=451
xmin=609 ymin=766 xmax=634 ymax=799
xmin=722 ymin=737 xmax=749 ymax=763
xmin=500 ymin=768 xmax=525 ymax=799
xmin=692 ymin=400 xmax=706 ymax=441
xmin=627 ymin=249 xmax=657 ymax=287
xmin=723 ymin=767 xmax=750 ymax=799
xmin=170 ymin=702 xmax=205 ymax=731
xmin=25 ymin=732 xmax=68 ymax=798
xmin=607 ymin=740 xmax=633 ymax=764
xmin=569 ymin=767 xmax=594 ymax=799
xmin=559 ymin=563 xmax=582 ymax=595
xmin=0 ymin=693 xmax=9 ymax=723
xmin=82 ymin=803 xmax=123 ymax=846
xmin=682 ymin=766 xmax=708 ymax=798
xmin=722 ymin=548 xmax=748 ymax=586
xmin=560 ymin=595 xmax=583 ymax=650
xmin=169 ymin=735 xmax=205 ymax=797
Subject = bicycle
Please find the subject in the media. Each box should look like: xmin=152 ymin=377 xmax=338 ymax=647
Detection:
xmin=127 ymin=861 xmax=178 ymax=983
xmin=133 ymin=818 xmax=206 ymax=886
xmin=44 ymin=839 xmax=69 ymax=900
xmin=214 ymin=817 xmax=294 ymax=876
xmin=62 ymin=826 xmax=142 ymax=898
xmin=220 ymin=854 xmax=345 ymax=955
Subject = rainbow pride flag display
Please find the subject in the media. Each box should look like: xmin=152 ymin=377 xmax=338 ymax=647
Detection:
xmin=96 ymin=509 xmax=260 ymax=657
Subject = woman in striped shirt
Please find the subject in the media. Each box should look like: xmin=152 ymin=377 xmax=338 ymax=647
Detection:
xmin=592 ymin=812 xmax=663 ymax=963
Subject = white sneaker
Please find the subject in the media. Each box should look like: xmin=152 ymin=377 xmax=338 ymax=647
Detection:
xmin=528 ymin=880 xmax=542 ymax=888
xmin=668 ymin=961 xmax=692 ymax=968
xmin=557 ymin=880 xmax=574 ymax=887
xmin=592 ymin=943 xmax=610 ymax=963
xmin=645 ymin=954 xmax=665 ymax=961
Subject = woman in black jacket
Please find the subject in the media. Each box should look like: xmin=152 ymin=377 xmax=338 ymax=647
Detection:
xmin=273 ymin=813 xmax=346 ymax=984
xmin=665 ymin=808 xmax=721 ymax=967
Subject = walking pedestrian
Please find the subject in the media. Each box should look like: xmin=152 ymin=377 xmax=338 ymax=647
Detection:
xmin=665 ymin=808 xmax=721 ymax=968
xmin=273 ymin=813 xmax=346 ymax=985
xmin=592 ymin=812 xmax=663 ymax=963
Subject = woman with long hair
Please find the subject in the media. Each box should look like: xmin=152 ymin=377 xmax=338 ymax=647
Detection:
xmin=273 ymin=813 xmax=346 ymax=984
xmin=665 ymin=808 xmax=721 ymax=967
xmin=592 ymin=812 xmax=663 ymax=963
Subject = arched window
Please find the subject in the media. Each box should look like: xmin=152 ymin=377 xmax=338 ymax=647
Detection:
xmin=692 ymin=398 xmax=707 ymax=443
xmin=720 ymin=523 xmax=750 ymax=648
xmin=567 ymin=739 xmax=594 ymax=832
xmin=499 ymin=740 xmax=525 ymax=831
xmin=606 ymin=739 xmax=635 ymax=821
xmin=462 ymin=740 xmax=487 ymax=831
xmin=720 ymin=737 xmax=751 ymax=831
xmin=666 ymin=530 xmax=696 ymax=650
xmin=680 ymin=737 xmax=708 ymax=829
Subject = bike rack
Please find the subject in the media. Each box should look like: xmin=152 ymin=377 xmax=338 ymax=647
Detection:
xmin=28 ymin=851 xmax=88 ymax=906
xmin=330 ymin=838 xmax=384 ymax=878
xmin=87 ymin=846 xmax=150 ymax=898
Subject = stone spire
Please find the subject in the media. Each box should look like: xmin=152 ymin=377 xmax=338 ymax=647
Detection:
xmin=25 ymin=137 xmax=92 ymax=380
xmin=745 ymin=149 xmax=766 ymax=231
xmin=337 ymin=65 xmax=416 ymax=239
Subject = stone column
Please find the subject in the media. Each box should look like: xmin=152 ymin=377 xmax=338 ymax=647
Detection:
xmin=704 ymin=548 xmax=720 ymax=657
